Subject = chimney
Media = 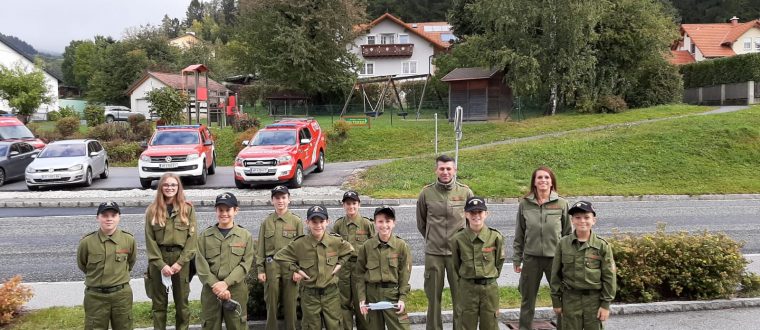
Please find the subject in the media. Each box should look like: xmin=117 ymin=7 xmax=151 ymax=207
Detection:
xmin=730 ymin=16 xmax=739 ymax=26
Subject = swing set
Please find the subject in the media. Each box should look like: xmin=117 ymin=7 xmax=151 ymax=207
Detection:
xmin=339 ymin=73 xmax=440 ymax=120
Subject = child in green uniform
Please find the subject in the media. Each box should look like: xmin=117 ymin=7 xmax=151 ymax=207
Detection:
xmin=275 ymin=205 xmax=354 ymax=330
xmin=77 ymin=201 xmax=136 ymax=330
xmin=550 ymin=201 xmax=617 ymax=330
xmin=256 ymin=185 xmax=303 ymax=330
xmin=357 ymin=206 xmax=412 ymax=330
xmin=332 ymin=190 xmax=375 ymax=330
xmin=450 ymin=197 xmax=505 ymax=330
xmin=195 ymin=192 xmax=255 ymax=330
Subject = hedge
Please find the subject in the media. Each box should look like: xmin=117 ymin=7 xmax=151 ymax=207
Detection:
xmin=680 ymin=53 xmax=760 ymax=88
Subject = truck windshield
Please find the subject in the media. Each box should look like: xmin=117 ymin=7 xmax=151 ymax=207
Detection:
xmin=0 ymin=125 xmax=35 ymax=139
xmin=39 ymin=144 xmax=86 ymax=158
xmin=251 ymin=131 xmax=296 ymax=146
xmin=151 ymin=131 xmax=200 ymax=145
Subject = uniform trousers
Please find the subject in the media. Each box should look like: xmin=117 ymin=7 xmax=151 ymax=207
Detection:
xmin=83 ymin=284 xmax=133 ymax=330
xmin=455 ymin=279 xmax=499 ymax=330
xmin=200 ymin=282 xmax=248 ymax=330
xmin=148 ymin=249 xmax=191 ymax=330
xmin=339 ymin=259 xmax=369 ymax=330
xmin=365 ymin=283 xmax=410 ymax=330
xmin=263 ymin=260 xmax=298 ymax=330
xmin=424 ymin=253 xmax=459 ymax=330
xmin=518 ymin=255 xmax=556 ymax=330
xmin=561 ymin=290 xmax=604 ymax=330
xmin=300 ymin=284 xmax=342 ymax=330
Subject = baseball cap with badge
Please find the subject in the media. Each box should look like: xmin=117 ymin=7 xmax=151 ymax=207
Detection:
xmin=307 ymin=205 xmax=329 ymax=220
xmin=373 ymin=205 xmax=396 ymax=219
xmin=568 ymin=201 xmax=596 ymax=216
xmin=215 ymin=192 xmax=239 ymax=207
xmin=464 ymin=196 xmax=487 ymax=212
xmin=97 ymin=201 xmax=121 ymax=215
xmin=342 ymin=190 xmax=361 ymax=203
xmin=271 ymin=185 xmax=290 ymax=197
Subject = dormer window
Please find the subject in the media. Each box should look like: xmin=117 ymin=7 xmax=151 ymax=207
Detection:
xmin=690 ymin=43 xmax=695 ymax=54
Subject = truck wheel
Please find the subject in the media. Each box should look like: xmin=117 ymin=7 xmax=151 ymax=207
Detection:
xmin=235 ymin=179 xmax=248 ymax=189
xmin=140 ymin=178 xmax=152 ymax=189
xmin=195 ymin=165 xmax=207 ymax=185
xmin=207 ymin=154 xmax=216 ymax=175
xmin=288 ymin=164 xmax=303 ymax=188
xmin=314 ymin=150 xmax=325 ymax=173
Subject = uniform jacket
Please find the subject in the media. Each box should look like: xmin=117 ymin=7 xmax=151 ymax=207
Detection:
xmin=550 ymin=231 xmax=617 ymax=309
xmin=416 ymin=180 xmax=474 ymax=255
xmin=275 ymin=233 xmax=354 ymax=288
xmin=144 ymin=202 xmax=198 ymax=269
xmin=256 ymin=211 xmax=303 ymax=274
xmin=195 ymin=224 xmax=255 ymax=288
xmin=513 ymin=192 xmax=570 ymax=263
xmin=331 ymin=214 xmax=375 ymax=253
xmin=355 ymin=234 xmax=412 ymax=302
xmin=77 ymin=229 xmax=137 ymax=287
xmin=450 ymin=226 xmax=505 ymax=280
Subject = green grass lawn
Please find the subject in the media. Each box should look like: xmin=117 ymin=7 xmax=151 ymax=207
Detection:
xmin=353 ymin=106 xmax=760 ymax=198
xmin=9 ymin=287 xmax=550 ymax=329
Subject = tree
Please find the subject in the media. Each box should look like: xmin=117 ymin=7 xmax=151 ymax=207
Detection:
xmin=87 ymin=42 xmax=150 ymax=104
xmin=366 ymin=0 xmax=451 ymax=22
xmin=234 ymin=0 xmax=366 ymax=95
xmin=146 ymin=87 xmax=189 ymax=125
xmin=160 ymin=15 xmax=182 ymax=38
xmin=0 ymin=63 xmax=51 ymax=123
xmin=185 ymin=0 xmax=205 ymax=28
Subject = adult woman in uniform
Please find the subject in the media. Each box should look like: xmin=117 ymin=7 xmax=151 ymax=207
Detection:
xmin=513 ymin=166 xmax=571 ymax=330
xmin=145 ymin=173 xmax=198 ymax=330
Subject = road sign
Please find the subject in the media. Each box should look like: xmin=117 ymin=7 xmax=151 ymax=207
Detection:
xmin=342 ymin=116 xmax=371 ymax=128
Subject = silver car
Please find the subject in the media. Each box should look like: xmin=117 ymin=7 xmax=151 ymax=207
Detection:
xmin=25 ymin=139 xmax=109 ymax=190
xmin=0 ymin=141 xmax=38 ymax=186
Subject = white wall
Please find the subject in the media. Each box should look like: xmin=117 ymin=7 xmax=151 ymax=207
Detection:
xmin=0 ymin=41 xmax=59 ymax=116
xmin=733 ymin=27 xmax=760 ymax=55
xmin=350 ymin=19 xmax=438 ymax=78
xmin=129 ymin=76 xmax=168 ymax=116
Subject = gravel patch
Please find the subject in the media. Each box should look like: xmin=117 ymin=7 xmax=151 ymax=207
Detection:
xmin=0 ymin=187 xmax=347 ymax=200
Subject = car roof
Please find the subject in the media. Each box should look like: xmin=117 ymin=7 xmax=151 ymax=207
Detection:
xmin=0 ymin=116 xmax=23 ymax=126
xmin=49 ymin=139 xmax=96 ymax=144
xmin=156 ymin=124 xmax=206 ymax=131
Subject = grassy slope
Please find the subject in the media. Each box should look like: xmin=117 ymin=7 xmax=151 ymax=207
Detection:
xmin=353 ymin=107 xmax=760 ymax=198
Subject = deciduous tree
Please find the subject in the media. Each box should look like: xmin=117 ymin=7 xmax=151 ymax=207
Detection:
xmin=0 ymin=63 xmax=51 ymax=123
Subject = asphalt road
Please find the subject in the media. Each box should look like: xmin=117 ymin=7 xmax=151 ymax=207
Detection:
xmin=0 ymin=161 xmax=389 ymax=191
xmin=1 ymin=198 xmax=758 ymax=282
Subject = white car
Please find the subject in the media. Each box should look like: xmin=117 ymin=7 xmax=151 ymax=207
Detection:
xmin=25 ymin=139 xmax=109 ymax=190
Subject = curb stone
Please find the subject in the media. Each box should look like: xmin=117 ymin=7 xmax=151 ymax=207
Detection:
xmin=132 ymin=297 xmax=760 ymax=329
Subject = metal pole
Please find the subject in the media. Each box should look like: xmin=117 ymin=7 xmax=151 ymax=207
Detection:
xmin=454 ymin=106 xmax=463 ymax=165
xmin=434 ymin=113 xmax=438 ymax=155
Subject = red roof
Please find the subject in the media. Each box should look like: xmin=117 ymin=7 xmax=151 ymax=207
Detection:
xmin=126 ymin=71 xmax=230 ymax=96
xmin=680 ymin=19 xmax=760 ymax=58
xmin=360 ymin=13 xmax=452 ymax=50
xmin=668 ymin=50 xmax=695 ymax=65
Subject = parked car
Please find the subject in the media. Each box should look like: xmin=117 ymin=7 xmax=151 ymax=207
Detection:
xmin=0 ymin=114 xmax=46 ymax=149
xmin=104 ymin=105 xmax=139 ymax=123
xmin=137 ymin=124 xmax=216 ymax=188
xmin=0 ymin=141 xmax=38 ymax=186
xmin=25 ymin=139 xmax=109 ymax=190
xmin=234 ymin=118 xmax=326 ymax=188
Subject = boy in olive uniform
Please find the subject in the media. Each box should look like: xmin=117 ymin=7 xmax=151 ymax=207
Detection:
xmin=332 ymin=190 xmax=375 ymax=330
xmin=551 ymin=201 xmax=617 ymax=330
xmin=357 ymin=206 xmax=412 ymax=330
xmin=257 ymin=185 xmax=303 ymax=330
xmin=196 ymin=193 xmax=255 ymax=330
xmin=77 ymin=201 xmax=136 ymax=330
xmin=275 ymin=205 xmax=354 ymax=330
xmin=450 ymin=197 xmax=505 ymax=330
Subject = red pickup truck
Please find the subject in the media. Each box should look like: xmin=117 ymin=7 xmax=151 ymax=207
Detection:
xmin=234 ymin=118 xmax=325 ymax=188
xmin=138 ymin=124 xmax=216 ymax=188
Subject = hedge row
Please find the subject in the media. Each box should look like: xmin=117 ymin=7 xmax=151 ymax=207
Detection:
xmin=681 ymin=52 xmax=760 ymax=88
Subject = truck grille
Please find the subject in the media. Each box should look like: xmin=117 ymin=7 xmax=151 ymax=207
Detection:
xmin=150 ymin=156 xmax=188 ymax=163
xmin=243 ymin=159 xmax=277 ymax=167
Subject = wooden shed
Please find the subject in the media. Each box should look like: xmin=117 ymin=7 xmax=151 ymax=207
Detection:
xmin=440 ymin=67 xmax=512 ymax=121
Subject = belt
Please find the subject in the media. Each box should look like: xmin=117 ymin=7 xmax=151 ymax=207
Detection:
xmin=87 ymin=283 xmax=127 ymax=294
xmin=160 ymin=245 xmax=183 ymax=252
xmin=465 ymin=278 xmax=497 ymax=285
xmin=348 ymin=256 xmax=358 ymax=262
xmin=302 ymin=284 xmax=337 ymax=295
xmin=563 ymin=285 xmax=600 ymax=295
xmin=368 ymin=282 xmax=397 ymax=288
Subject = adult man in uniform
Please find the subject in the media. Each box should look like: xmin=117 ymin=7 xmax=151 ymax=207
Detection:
xmin=77 ymin=201 xmax=137 ymax=330
xmin=332 ymin=190 xmax=375 ymax=330
xmin=416 ymin=154 xmax=474 ymax=330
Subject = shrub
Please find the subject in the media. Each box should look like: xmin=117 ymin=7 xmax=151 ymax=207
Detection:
xmin=233 ymin=113 xmax=261 ymax=133
xmin=245 ymin=271 xmax=266 ymax=319
xmin=146 ymin=87 xmax=189 ymax=125
xmin=610 ymin=226 xmax=747 ymax=303
xmin=332 ymin=120 xmax=351 ymax=139
xmin=46 ymin=110 xmax=61 ymax=121
xmin=87 ymin=122 xmax=134 ymax=142
xmin=133 ymin=121 xmax=154 ymax=141
xmin=234 ymin=127 xmax=259 ymax=153
xmin=36 ymin=129 xmax=62 ymax=143
xmin=56 ymin=116 xmax=80 ymax=138
xmin=0 ymin=275 xmax=33 ymax=325
xmin=102 ymin=140 xmax=143 ymax=163
xmin=681 ymin=52 xmax=760 ymax=88
xmin=58 ymin=106 xmax=79 ymax=119
xmin=627 ymin=59 xmax=684 ymax=108
xmin=739 ymin=271 xmax=760 ymax=297
xmin=83 ymin=104 xmax=105 ymax=127
xmin=127 ymin=113 xmax=146 ymax=129
xmin=596 ymin=95 xmax=628 ymax=114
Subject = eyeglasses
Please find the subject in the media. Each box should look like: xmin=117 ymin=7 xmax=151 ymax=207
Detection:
xmin=162 ymin=183 xmax=179 ymax=188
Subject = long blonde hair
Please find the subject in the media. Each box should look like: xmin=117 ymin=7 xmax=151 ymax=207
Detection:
xmin=146 ymin=173 xmax=190 ymax=226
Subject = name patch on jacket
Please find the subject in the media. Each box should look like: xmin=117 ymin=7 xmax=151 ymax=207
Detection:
xmin=482 ymin=247 xmax=495 ymax=253
xmin=356 ymin=230 xmax=368 ymax=235
xmin=326 ymin=251 xmax=337 ymax=257
xmin=450 ymin=196 xmax=465 ymax=201
xmin=230 ymin=242 xmax=246 ymax=248
xmin=546 ymin=204 xmax=562 ymax=209
xmin=116 ymin=248 xmax=130 ymax=254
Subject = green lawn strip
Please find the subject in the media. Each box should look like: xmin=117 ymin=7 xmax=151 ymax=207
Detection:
xmin=354 ymin=107 xmax=760 ymax=198
xmin=10 ymin=287 xmax=550 ymax=329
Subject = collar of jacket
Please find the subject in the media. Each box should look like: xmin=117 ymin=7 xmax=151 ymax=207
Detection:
xmin=436 ymin=178 xmax=457 ymax=191
xmin=526 ymin=191 xmax=560 ymax=205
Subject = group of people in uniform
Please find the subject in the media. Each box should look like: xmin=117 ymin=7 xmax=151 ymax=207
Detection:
xmin=77 ymin=155 xmax=616 ymax=330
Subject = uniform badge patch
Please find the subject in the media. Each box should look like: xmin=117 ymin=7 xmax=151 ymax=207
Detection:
xmin=482 ymin=247 xmax=495 ymax=252
xmin=230 ymin=242 xmax=246 ymax=248
xmin=116 ymin=248 xmax=130 ymax=254
xmin=326 ymin=251 xmax=337 ymax=257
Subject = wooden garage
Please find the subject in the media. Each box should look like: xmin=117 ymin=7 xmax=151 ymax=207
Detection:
xmin=441 ymin=67 xmax=512 ymax=121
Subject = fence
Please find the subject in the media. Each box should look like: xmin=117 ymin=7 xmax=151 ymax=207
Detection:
xmin=683 ymin=81 xmax=758 ymax=105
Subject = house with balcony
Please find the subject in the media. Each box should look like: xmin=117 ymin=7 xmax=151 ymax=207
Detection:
xmin=350 ymin=13 xmax=455 ymax=78
xmin=670 ymin=16 xmax=760 ymax=65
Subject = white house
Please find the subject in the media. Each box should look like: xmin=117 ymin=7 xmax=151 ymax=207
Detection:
xmin=350 ymin=13 xmax=455 ymax=78
xmin=670 ymin=16 xmax=760 ymax=65
xmin=0 ymin=36 xmax=60 ymax=119
xmin=126 ymin=71 xmax=230 ymax=116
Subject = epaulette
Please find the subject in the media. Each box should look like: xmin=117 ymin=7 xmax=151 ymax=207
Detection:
xmin=597 ymin=235 xmax=609 ymax=244
xmin=293 ymin=234 xmax=306 ymax=241
xmin=395 ymin=234 xmax=404 ymax=240
xmin=237 ymin=224 xmax=245 ymax=228
xmin=423 ymin=182 xmax=436 ymax=189
xmin=456 ymin=227 xmax=466 ymax=233
xmin=488 ymin=227 xmax=502 ymax=235
xmin=363 ymin=216 xmax=374 ymax=222
xmin=121 ymin=230 xmax=134 ymax=237
xmin=330 ymin=233 xmax=342 ymax=238
xmin=81 ymin=231 xmax=98 ymax=240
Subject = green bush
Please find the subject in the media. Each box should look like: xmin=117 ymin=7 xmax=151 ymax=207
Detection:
xmin=739 ymin=271 xmax=760 ymax=297
xmin=46 ymin=111 xmax=61 ymax=121
xmin=87 ymin=122 xmax=134 ymax=142
xmin=56 ymin=117 xmax=80 ymax=138
xmin=681 ymin=52 xmax=760 ymax=88
xmin=127 ymin=113 xmax=146 ymax=128
xmin=133 ymin=121 xmax=154 ymax=142
xmin=596 ymin=95 xmax=628 ymax=113
xmin=58 ymin=106 xmax=79 ymax=119
xmin=245 ymin=271 xmax=266 ymax=319
xmin=102 ymin=140 xmax=142 ymax=163
xmin=233 ymin=113 xmax=262 ymax=133
xmin=610 ymin=226 xmax=747 ymax=302
xmin=333 ymin=120 xmax=351 ymax=138
xmin=627 ymin=59 xmax=684 ymax=108
xmin=83 ymin=104 xmax=105 ymax=127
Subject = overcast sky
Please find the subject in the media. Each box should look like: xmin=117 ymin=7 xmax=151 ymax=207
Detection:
xmin=0 ymin=0 xmax=190 ymax=54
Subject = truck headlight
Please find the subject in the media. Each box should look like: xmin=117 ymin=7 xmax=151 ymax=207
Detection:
xmin=187 ymin=153 xmax=201 ymax=161
xmin=277 ymin=155 xmax=292 ymax=164
xmin=140 ymin=154 xmax=151 ymax=162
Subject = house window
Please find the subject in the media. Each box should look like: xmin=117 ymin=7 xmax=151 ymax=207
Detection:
xmin=755 ymin=37 xmax=760 ymax=50
xmin=399 ymin=34 xmax=409 ymax=43
xmin=366 ymin=35 xmax=376 ymax=45
xmin=402 ymin=61 xmax=417 ymax=74
xmin=360 ymin=62 xmax=374 ymax=75
xmin=690 ymin=43 xmax=695 ymax=54
xmin=441 ymin=34 xmax=457 ymax=43
xmin=381 ymin=33 xmax=395 ymax=44
xmin=744 ymin=37 xmax=752 ymax=50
